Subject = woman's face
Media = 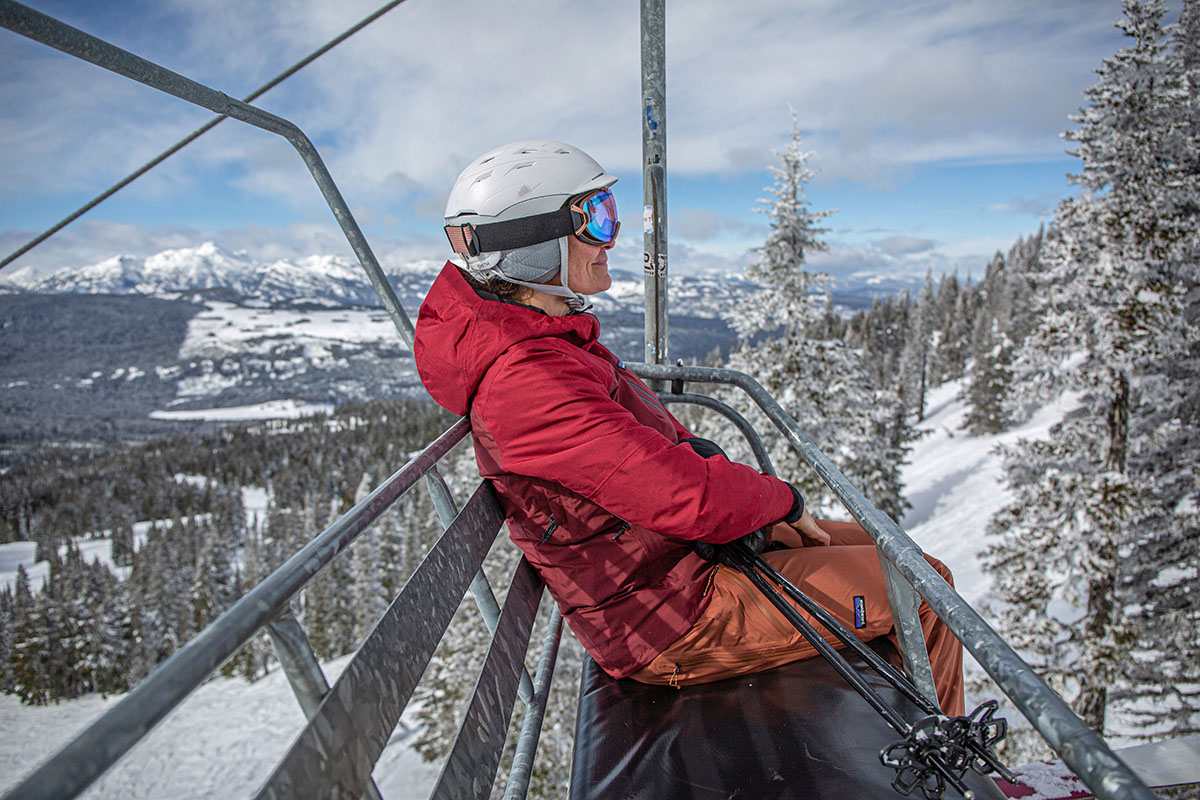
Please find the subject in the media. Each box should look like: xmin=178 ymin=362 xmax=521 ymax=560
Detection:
xmin=566 ymin=234 xmax=614 ymax=296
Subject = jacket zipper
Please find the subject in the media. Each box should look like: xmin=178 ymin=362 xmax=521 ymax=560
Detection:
xmin=610 ymin=521 xmax=630 ymax=541
xmin=541 ymin=514 xmax=559 ymax=543
xmin=627 ymin=380 xmax=666 ymax=412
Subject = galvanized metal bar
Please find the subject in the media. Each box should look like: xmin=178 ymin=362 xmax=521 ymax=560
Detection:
xmin=256 ymin=481 xmax=507 ymax=800
xmin=502 ymin=605 xmax=564 ymax=800
xmin=2 ymin=418 xmax=469 ymax=800
xmin=663 ymin=386 xmax=936 ymax=706
xmin=266 ymin=613 xmax=384 ymax=800
xmin=0 ymin=0 xmax=411 ymax=272
xmin=640 ymin=0 xmax=668 ymax=368
xmin=658 ymin=391 xmax=777 ymax=477
xmin=424 ymin=469 xmax=536 ymax=706
xmin=430 ymin=559 xmax=545 ymax=800
xmin=627 ymin=362 xmax=1157 ymax=800
xmin=877 ymin=552 xmax=940 ymax=710
xmin=0 ymin=0 xmax=415 ymax=347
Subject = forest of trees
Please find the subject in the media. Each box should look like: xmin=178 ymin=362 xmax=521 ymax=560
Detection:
xmin=680 ymin=0 xmax=1197 ymax=767
xmin=981 ymin=0 xmax=1199 ymax=759
xmin=0 ymin=398 xmax=455 ymax=702
xmin=1 ymin=0 xmax=1195 ymax=792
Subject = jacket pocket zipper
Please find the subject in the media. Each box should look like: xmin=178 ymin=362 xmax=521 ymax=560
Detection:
xmin=542 ymin=514 xmax=559 ymax=543
xmin=610 ymin=521 xmax=630 ymax=542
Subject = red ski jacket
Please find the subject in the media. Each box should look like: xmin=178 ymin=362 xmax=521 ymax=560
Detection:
xmin=414 ymin=263 xmax=795 ymax=677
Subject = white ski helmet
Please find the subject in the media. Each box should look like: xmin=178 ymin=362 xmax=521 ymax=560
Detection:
xmin=444 ymin=140 xmax=618 ymax=308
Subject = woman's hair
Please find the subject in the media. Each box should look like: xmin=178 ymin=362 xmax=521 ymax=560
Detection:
xmin=458 ymin=267 xmax=531 ymax=303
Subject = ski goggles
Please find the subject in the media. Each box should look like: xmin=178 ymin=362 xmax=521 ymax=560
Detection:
xmin=445 ymin=187 xmax=620 ymax=257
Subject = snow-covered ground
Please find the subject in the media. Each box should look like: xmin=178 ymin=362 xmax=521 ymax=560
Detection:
xmin=0 ymin=655 xmax=439 ymax=798
xmin=149 ymin=399 xmax=334 ymax=422
xmin=180 ymin=302 xmax=408 ymax=361
xmin=900 ymin=379 xmax=1078 ymax=605
xmin=0 ymin=378 xmax=1078 ymax=796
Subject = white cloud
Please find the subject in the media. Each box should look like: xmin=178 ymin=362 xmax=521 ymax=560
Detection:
xmin=670 ymin=208 xmax=757 ymax=241
xmin=1 ymin=0 xmax=1124 ymax=273
xmin=4 ymin=0 xmax=1122 ymax=196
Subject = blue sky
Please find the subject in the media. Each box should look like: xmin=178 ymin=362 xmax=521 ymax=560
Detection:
xmin=0 ymin=0 xmax=1141 ymax=284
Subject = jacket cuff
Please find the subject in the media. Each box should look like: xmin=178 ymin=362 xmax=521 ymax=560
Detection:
xmin=782 ymin=483 xmax=805 ymax=524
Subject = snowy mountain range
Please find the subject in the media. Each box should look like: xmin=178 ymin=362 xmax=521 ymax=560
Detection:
xmin=1 ymin=241 xmax=918 ymax=313
xmin=2 ymin=242 xmax=444 ymax=310
xmin=0 ymin=242 xmax=919 ymax=449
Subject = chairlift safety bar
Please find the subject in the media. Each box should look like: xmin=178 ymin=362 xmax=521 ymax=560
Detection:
xmin=633 ymin=361 xmax=1158 ymax=800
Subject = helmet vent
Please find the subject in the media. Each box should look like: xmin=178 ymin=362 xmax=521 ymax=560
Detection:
xmin=472 ymin=171 xmax=493 ymax=185
xmin=509 ymin=161 xmax=535 ymax=172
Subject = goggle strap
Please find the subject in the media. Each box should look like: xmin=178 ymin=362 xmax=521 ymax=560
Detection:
xmin=445 ymin=208 xmax=576 ymax=256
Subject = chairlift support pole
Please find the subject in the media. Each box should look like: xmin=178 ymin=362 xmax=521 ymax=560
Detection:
xmin=641 ymin=0 xmax=668 ymax=370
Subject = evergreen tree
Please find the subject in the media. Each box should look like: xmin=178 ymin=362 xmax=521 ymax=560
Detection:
xmin=1114 ymin=0 xmax=1200 ymax=740
xmin=110 ymin=514 xmax=135 ymax=568
xmin=937 ymin=283 xmax=973 ymax=384
xmin=727 ymin=109 xmax=833 ymax=339
xmin=898 ymin=270 xmax=937 ymax=421
xmin=986 ymin=0 xmax=1199 ymax=754
xmin=961 ymin=315 xmax=1014 ymax=436
xmin=702 ymin=115 xmax=910 ymax=518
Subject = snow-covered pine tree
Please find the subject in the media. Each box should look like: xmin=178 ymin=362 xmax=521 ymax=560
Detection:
xmin=985 ymin=0 xmax=1199 ymax=755
xmin=190 ymin=519 xmax=237 ymax=636
xmin=928 ymin=271 xmax=967 ymax=386
xmin=1112 ymin=0 xmax=1200 ymax=741
xmin=698 ymin=113 xmax=909 ymax=519
xmin=897 ymin=269 xmax=937 ymax=421
xmin=961 ymin=313 xmax=1014 ymax=436
xmin=940 ymin=281 xmax=974 ymax=384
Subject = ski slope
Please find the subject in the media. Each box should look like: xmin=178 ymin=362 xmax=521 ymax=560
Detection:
xmin=900 ymin=379 xmax=1079 ymax=606
xmin=0 ymin=378 xmax=1076 ymax=797
xmin=0 ymin=655 xmax=439 ymax=798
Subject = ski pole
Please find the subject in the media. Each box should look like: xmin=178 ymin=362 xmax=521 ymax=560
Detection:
xmin=723 ymin=541 xmax=1015 ymax=800
xmin=724 ymin=543 xmax=916 ymax=735
xmin=737 ymin=546 xmax=1017 ymax=790
xmin=744 ymin=546 xmax=941 ymax=715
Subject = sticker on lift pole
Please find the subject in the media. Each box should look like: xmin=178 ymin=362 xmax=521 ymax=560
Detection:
xmin=643 ymin=205 xmax=654 ymax=235
xmin=657 ymin=254 xmax=668 ymax=277
xmin=643 ymin=252 xmax=654 ymax=275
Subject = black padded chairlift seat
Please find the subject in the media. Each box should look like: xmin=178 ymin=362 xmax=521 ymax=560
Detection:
xmin=570 ymin=639 xmax=1005 ymax=800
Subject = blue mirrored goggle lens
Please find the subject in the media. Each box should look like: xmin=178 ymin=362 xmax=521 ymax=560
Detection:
xmin=581 ymin=190 xmax=618 ymax=242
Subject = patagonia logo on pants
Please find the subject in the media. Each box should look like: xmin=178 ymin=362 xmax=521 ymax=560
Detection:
xmin=853 ymin=596 xmax=867 ymax=629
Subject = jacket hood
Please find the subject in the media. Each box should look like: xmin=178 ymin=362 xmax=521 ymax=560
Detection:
xmin=414 ymin=262 xmax=600 ymax=415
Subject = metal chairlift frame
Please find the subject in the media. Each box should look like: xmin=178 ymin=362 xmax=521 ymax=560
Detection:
xmin=0 ymin=1 xmax=1158 ymax=799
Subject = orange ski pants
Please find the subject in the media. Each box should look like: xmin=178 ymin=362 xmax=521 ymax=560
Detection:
xmin=631 ymin=520 xmax=965 ymax=717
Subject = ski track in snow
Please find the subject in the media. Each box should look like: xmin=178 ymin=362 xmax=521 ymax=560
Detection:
xmin=1 ymin=377 xmax=1083 ymax=795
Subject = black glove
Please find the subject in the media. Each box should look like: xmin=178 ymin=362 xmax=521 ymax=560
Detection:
xmin=682 ymin=437 xmax=805 ymax=564
xmin=693 ymin=525 xmax=770 ymax=565
xmin=681 ymin=436 xmax=728 ymax=460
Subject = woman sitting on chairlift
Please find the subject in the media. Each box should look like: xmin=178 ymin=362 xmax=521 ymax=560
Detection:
xmin=414 ymin=140 xmax=964 ymax=716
